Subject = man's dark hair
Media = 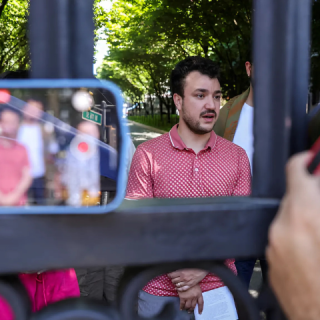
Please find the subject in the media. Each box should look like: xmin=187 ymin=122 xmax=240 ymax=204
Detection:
xmin=0 ymin=105 xmax=22 ymax=120
xmin=25 ymin=97 xmax=44 ymax=106
xmin=170 ymin=56 xmax=220 ymax=97
xmin=245 ymin=45 xmax=252 ymax=63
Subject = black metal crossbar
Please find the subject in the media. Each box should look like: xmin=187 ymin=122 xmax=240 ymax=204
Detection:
xmin=0 ymin=197 xmax=278 ymax=273
xmin=0 ymin=0 xmax=313 ymax=318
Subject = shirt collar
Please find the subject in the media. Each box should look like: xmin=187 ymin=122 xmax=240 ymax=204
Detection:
xmin=169 ymin=124 xmax=217 ymax=151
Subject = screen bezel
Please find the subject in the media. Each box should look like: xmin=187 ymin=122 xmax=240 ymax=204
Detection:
xmin=0 ymin=79 xmax=129 ymax=214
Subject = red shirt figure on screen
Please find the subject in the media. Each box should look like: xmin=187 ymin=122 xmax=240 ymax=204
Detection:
xmin=0 ymin=107 xmax=32 ymax=206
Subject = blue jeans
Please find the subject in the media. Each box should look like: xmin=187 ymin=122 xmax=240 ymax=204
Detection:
xmin=235 ymin=259 xmax=268 ymax=289
xmin=28 ymin=176 xmax=46 ymax=205
xmin=138 ymin=291 xmax=194 ymax=320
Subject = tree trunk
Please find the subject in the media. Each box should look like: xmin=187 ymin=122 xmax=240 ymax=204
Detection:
xmin=162 ymin=99 xmax=171 ymax=124
xmin=138 ymin=102 xmax=141 ymax=116
xmin=150 ymin=96 xmax=154 ymax=117
xmin=171 ymin=102 xmax=176 ymax=117
xmin=159 ymin=98 xmax=163 ymax=121
xmin=166 ymin=103 xmax=170 ymax=124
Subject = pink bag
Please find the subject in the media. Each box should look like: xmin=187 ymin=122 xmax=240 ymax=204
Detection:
xmin=0 ymin=269 xmax=80 ymax=319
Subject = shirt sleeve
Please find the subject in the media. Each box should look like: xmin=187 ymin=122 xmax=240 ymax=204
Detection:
xmin=20 ymin=145 xmax=30 ymax=170
xmin=125 ymin=145 xmax=154 ymax=199
xmin=126 ymin=138 xmax=136 ymax=177
xmin=232 ymin=150 xmax=251 ymax=196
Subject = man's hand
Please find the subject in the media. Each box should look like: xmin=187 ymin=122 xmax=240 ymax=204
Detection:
xmin=0 ymin=191 xmax=20 ymax=206
xmin=168 ymin=269 xmax=208 ymax=292
xmin=267 ymin=152 xmax=320 ymax=320
xmin=178 ymin=284 xmax=204 ymax=314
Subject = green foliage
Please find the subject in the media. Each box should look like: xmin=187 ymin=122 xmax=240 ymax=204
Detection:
xmin=93 ymin=0 xmax=108 ymax=64
xmin=0 ymin=0 xmax=29 ymax=73
xmin=2 ymin=0 xmax=320 ymax=103
xmin=97 ymin=0 xmax=252 ymax=104
xmin=0 ymin=0 xmax=108 ymax=73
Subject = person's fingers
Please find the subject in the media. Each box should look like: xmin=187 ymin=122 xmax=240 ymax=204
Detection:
xmin=198 ymin=294 xmax=204 ymax=314
xmin=265 ymin=245 xmax=273 ymax=269
xmin=180 ymin=298 xmax=186 ymax=311
xmin=168 ymin=271 xmax=180 ymax=279
xmin=177 ymin=285 xmax=190 ymax=292
xmin=267 ymin=207 xmax=285 ymax=249
xmin=185 ymin=298 xmax=192 ymax=311
xmin=171 ymin=278 xmax=182 ymax=285
xmin=286 ymin=152 xmax=313 ymax=192
xmin=191 ymin=298 xmax=197 ymax=311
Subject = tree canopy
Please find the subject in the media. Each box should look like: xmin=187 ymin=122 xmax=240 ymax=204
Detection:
xmin=1 ymin=0 xmax=320 ymax=107
xmin=97 ymin=0 xmax=252 ymax=106
xmin=0 ymin=0 xmax=29 ymax=74
xmin=0 ymin=0 xmax=107 ymax=74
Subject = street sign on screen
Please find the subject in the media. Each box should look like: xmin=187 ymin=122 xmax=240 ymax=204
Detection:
xmin=82 ymin=110 xmax=102 ymax=125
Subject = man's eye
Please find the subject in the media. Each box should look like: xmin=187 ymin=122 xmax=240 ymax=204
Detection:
xmin=215 ymin=95 xmax=221 ymax=100
xmin=197 ymin=94 xmax=204 ymax=99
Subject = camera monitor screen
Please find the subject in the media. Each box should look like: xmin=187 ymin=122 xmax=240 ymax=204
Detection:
xmin=0 ymin=86 xmax=124 ymax=211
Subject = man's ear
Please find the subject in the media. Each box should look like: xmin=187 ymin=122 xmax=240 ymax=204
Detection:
xmin=173 ymin=93 xmax=183 ymax=111
xmin=245 ymin=61 xmax=252 ymax=78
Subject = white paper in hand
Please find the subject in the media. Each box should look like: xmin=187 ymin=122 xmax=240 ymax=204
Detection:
xmin=194 ymin=286 xmax=238 ymax=320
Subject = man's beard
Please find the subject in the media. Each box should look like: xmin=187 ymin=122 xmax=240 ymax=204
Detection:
xmin=181 ymin=103 xmax=216 ymax=135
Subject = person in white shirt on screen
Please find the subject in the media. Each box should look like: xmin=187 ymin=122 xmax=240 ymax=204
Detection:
xmin=214 ymin=50 xmax=267 ymax=289
xmin=18 ymin=99 xmax=59 ymax=205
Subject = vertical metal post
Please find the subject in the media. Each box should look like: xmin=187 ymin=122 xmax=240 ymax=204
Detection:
xmin=101 ymin=100 xmax=107 ymax=143
xmin=307 ymin=93 xmax=312 ymax=113
xmin=252 ymin=0 xmax=312 ymax=198
xmin=70 ymin=0 xmax=95 ymax=78
xmin=289 ymin=0 xmax=311 ymax=154
xmin=29 ymin=0 xmax=94 ymax=79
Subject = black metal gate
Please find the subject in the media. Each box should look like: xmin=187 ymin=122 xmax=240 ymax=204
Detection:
xmin=0 ymin=0 xmax=312 ymax=319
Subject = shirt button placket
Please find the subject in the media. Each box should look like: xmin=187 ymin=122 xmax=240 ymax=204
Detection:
xmin=194 ymin=155 xmax=201 ymax=196
xmin=196 ymin=154 xmax=204 ymax=196
xmin=194 ymin=155 xmax=200 ymax=173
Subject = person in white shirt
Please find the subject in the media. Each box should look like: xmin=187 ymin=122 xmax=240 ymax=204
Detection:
xmin=18 ymin=100 xmax=58 ymax=205
xmin=214 ymin=51 xmax=268 ymax=289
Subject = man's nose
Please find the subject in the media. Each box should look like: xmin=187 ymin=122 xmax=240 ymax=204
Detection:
xmin=204 ymin=97 xmax=216 ymax=110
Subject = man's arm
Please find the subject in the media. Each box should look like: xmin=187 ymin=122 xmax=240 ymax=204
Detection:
xmin=267 ymin=152 xmax=320 ymax=320
xmin=178 ymin=284 xmax=204 ymax=315
xmin=168 ymin=269 xmax=207 ymax=313
xmin=168 ymin=269 xmax=208 ymax=292
xmin=125 ymin=145 xmax=153 ymax=199
xmin=232 ymin=150 xmax=251 ymax=196
xmin=0 ymin=166 xmax=31 ymax=206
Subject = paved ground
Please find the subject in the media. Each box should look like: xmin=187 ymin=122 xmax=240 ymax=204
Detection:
xmin=126 ymin=119 xmax=263 ymax=295
xmin=126 ymin=121 xmax=162 ymax=148
xmin=249 ymin=261 xmax=263 ymax=297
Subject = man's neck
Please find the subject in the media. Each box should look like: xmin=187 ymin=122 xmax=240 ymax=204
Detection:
xmin=246 ymin=84 xmax=254 ymax=107
xmin=24 ymin=119 xmax=37 ymax=125
xmin=177 ymin=122 xmax=211 ymax=154
xmin=0 ymin=136 xmax=15 ymax=148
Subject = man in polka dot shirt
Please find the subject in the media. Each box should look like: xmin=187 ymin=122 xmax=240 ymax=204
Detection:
xmin=126 ymin=56 xmax=251 ymax=319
